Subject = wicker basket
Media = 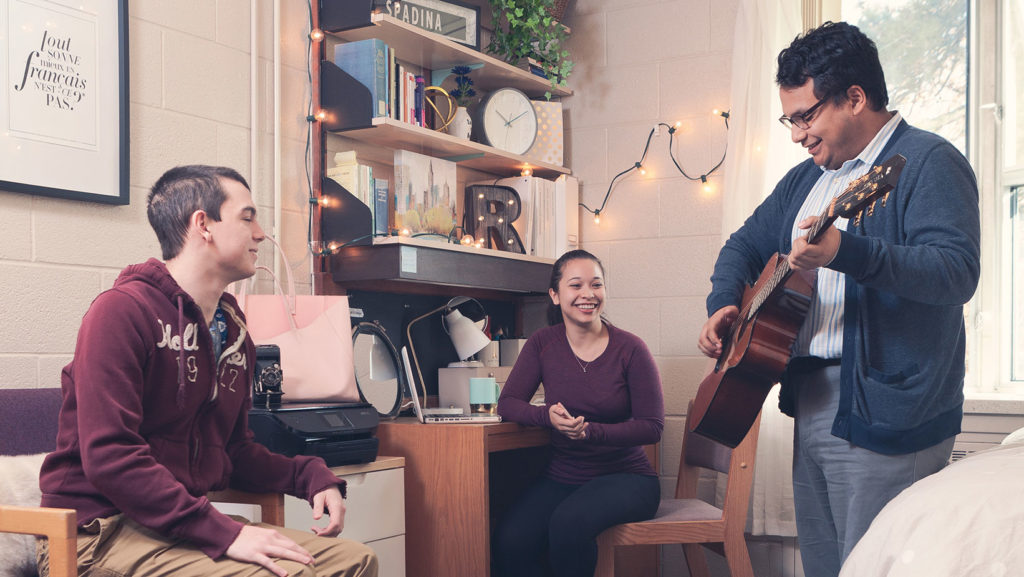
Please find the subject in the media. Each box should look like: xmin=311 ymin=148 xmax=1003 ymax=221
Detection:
xmin=547 ymin=0 xmax=571 ymax=21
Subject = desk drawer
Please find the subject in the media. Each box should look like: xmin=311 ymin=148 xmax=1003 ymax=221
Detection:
xmin=285 ymin=466 xmax=405 ymax=544
xmin=368 ymin=535 xmax=405 ymax=577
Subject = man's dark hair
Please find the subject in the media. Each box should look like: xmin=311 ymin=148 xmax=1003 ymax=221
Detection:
xmin=776 ymin=21 xmax=889 ymax=111
xmin=147 ymin=165 xmax=249 ymax=260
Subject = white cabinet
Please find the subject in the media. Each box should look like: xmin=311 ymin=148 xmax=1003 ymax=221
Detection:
xmin=285 ymin=456 xmax=406 ymax=577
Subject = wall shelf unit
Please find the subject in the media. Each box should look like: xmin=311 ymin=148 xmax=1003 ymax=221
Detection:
xmin=323 ymin=109 xmax=570 ymax=178
xmin=311 ymin=0 xmax=570 ymax=299
xmin=321 ymin=10 xmax=571 ymax=99
xmin=325 ymin=236 xmax=553 ymax=297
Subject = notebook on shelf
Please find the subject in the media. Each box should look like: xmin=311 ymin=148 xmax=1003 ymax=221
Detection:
xmin=402 ymin=347 xmax=502 ymax=424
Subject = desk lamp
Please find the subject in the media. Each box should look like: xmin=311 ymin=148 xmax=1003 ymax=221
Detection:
xmin=405 ymin=296 xmax=491 ymax=404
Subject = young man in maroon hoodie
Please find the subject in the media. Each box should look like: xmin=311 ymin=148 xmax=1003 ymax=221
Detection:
xmin=38 ymin=165 xmax=377 ymax=577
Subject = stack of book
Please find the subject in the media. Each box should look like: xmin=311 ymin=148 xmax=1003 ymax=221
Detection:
xmin=325 ymin=151 xmax=390 ymax=236
xmin=333 ymin=38 xmax=428 ymax=128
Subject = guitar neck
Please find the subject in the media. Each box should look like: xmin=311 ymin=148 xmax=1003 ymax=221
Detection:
xmin=741 ymin=207 xmax=837 ymax=321
xmin=804 ymin=209 xmax=840 ymax=246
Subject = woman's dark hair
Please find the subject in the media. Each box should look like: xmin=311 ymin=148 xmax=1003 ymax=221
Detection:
xmin=776 ymin=21 xmax=888 ymax=111
xmin=547 ymin=249 xmax=606 ymax=326
xmin=147 ymin=165 xmax=249 ymax=260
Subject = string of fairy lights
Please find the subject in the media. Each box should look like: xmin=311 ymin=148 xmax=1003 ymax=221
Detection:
xmin=580 ymin=110 xmax=730 ymax=224
xmin=302 ymin=0 xmax=730 ymax=252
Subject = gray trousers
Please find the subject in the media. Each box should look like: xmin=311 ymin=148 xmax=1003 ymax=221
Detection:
xmin=791 ymin=365 xmax=954 ymax=577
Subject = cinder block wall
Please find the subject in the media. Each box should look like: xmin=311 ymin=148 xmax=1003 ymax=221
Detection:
xmin=562 ymin=1 xmax=740 ymax=573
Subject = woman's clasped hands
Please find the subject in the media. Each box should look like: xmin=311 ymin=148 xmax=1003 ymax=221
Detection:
xmin=549 ymin=402 xmax=588 ymax=440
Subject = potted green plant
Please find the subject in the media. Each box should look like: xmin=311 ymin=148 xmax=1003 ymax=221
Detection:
xmin=486 ymin=0 xmax=574 ymax=97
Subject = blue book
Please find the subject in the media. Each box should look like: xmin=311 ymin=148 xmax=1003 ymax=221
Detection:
xmin=374 ymin=178 xmax=390 ymax=235
xmin=333 ymin=39 xmax=389 ymax=118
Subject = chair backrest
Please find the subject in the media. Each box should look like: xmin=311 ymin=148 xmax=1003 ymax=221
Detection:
xmin=677 ymin=399 xmax=760 ymax=515
xmin=0 ymin=388 xmax=62 ymax=456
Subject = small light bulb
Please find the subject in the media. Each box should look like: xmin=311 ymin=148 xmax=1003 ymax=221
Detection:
xmin=674 ymin=121 xmax=682 ymax=129
xmin=594 ymin=213 xmax=601 ymax=225
xmin=508 ymin=199 xmax=515 ymax=205
xmin=460 ymin=234 xmax=475 ymax=245
xmin=318 ymin=196 xmax=330 ymax=207
xmin=497 ymin=218 xmax=504 ymax=224
xmin=400 ymin=228 xmax=411 ymax=236
xmin=478 ymin=215 xmax=484 ymax=221
xmin=478 ymin=192 xmax=485 ymax=199
xmin=327 ymin=242 xmax=340 ymax=252
xmin=315 ymin=110 xmax=327 ymax=121
xmin=521 ymin=166 xmax=533 ymax=176
xmin=309 ymin=29 xmax=324 ymax=41
xmin=507 ymin=238 xmax=514 ymax=245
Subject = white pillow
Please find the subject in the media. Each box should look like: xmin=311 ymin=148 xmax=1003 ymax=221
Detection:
xmin=0 ymin=453 xmax=48 ymax=577
xmin=1001 ymin=426 xmax=1024 ymax=445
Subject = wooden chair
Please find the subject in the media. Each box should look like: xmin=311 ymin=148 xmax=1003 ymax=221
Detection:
xmin=595 ymin=400 xmax=761 ymax=577
xmin=0 ymin=387 xmax=284 ymax=577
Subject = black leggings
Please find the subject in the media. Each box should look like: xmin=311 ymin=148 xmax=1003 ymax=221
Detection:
xmin=492 ymin=473 xmax=661 ymax=577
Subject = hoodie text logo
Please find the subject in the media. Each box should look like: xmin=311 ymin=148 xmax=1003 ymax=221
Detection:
xmin=156 ymin=319 xmax=199 ymax=352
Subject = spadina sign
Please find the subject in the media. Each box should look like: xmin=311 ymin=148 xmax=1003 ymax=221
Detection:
xmin=380 ymin=0 xmax=479 ymax=49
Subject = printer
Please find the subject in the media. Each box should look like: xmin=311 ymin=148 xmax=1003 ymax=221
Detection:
xmin=249 ymin=402 xmax=380 ymax=466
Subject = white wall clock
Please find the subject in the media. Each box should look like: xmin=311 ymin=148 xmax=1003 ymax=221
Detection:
xmin=477 ymin=87 xmax=539 ymax=156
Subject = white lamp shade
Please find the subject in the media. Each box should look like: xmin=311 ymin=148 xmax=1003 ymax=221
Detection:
xmin=445 ymin=309 xmax=492 ymax=361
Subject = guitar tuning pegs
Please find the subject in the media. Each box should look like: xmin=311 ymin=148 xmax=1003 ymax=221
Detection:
xmin=853 ymin=213 xmax=862 ymax=227
xmin=881 ymin=191 xmax=890 ymax=207
xmin=867 ymin=201 xmax=876 ymax=216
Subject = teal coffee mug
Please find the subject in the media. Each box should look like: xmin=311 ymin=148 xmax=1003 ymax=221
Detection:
xmin=469 ymin=377 xmax=499 ymax=414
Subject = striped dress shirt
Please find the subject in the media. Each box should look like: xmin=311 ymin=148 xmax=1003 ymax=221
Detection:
xmin=792 ymin=111 xmax=903 ymax=358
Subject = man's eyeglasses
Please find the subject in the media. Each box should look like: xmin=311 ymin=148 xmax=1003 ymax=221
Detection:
xmin=778 ymin=96 xmax=830 ymax=130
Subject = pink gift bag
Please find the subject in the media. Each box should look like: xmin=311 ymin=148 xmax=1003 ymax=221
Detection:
xmin=234 ymin=238 xmax=357 ymax=403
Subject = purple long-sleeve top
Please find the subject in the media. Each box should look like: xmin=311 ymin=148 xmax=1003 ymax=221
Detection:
xmin=497 ymin=322 xmax=664 ymax=484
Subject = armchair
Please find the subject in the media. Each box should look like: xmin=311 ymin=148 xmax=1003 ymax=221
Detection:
xmin=0 ymin=388 xmax=283 ymax=577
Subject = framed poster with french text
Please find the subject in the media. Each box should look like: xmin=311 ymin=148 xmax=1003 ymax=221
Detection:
xmin=0 ymin=0 xmax=129 ymax=204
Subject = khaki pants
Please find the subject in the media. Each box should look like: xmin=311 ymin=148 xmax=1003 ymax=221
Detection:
xmin=37 ymin=515 xmax=378 ymax=577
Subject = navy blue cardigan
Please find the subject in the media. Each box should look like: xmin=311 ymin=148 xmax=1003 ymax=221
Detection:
xmin=707 ymin=120 xmax=980 ymax=455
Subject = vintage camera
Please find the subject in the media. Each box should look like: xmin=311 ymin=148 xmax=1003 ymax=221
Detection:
xmin=253 ymin=344 xmax=284 ymax=408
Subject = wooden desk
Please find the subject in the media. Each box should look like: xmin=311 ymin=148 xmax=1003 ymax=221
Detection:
xmin=376 ymin=419 xmax=548 ymax=577
xmin=377 ymin=418 xmax=658 ymax=577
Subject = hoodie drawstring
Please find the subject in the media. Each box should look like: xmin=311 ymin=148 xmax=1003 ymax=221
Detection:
xmin=176 ymin=295 xmax=186 ymax=409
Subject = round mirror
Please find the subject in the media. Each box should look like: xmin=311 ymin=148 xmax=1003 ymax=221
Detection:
xmin=351 ymin=321 xmax=403 ymax=418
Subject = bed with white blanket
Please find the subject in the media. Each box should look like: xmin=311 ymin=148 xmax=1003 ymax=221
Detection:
xmin=839 ymin=440 xmax=1024 ymax=576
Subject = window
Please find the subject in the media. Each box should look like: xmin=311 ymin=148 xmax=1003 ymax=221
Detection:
xmin=1000 ymin=2 xmax=1024 ymax=388
xmin=842 ymin=0 xmax=969 ymax=155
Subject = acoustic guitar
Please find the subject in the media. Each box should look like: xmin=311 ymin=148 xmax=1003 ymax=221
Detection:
xmin=689 ymin=153 xmax=907 ymax=447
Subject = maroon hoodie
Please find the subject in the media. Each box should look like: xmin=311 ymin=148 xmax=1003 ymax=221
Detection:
xmin=40 ymin=259 xmax=344 ymax=559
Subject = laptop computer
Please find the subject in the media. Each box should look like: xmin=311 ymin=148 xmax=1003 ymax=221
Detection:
xmin=402 ymin=347 xmax=501 ymax=424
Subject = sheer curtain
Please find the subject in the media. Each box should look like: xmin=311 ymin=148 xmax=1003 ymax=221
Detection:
xmin=718 ymin=0 xmax=807 ymax=537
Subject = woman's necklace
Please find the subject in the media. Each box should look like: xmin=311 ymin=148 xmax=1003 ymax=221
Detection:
xmin=566 ymin=332 xmax=593 ymax=373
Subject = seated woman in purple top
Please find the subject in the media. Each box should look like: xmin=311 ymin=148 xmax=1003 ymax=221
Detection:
xmin=493 ymin=249 xmax=664 ymax=577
